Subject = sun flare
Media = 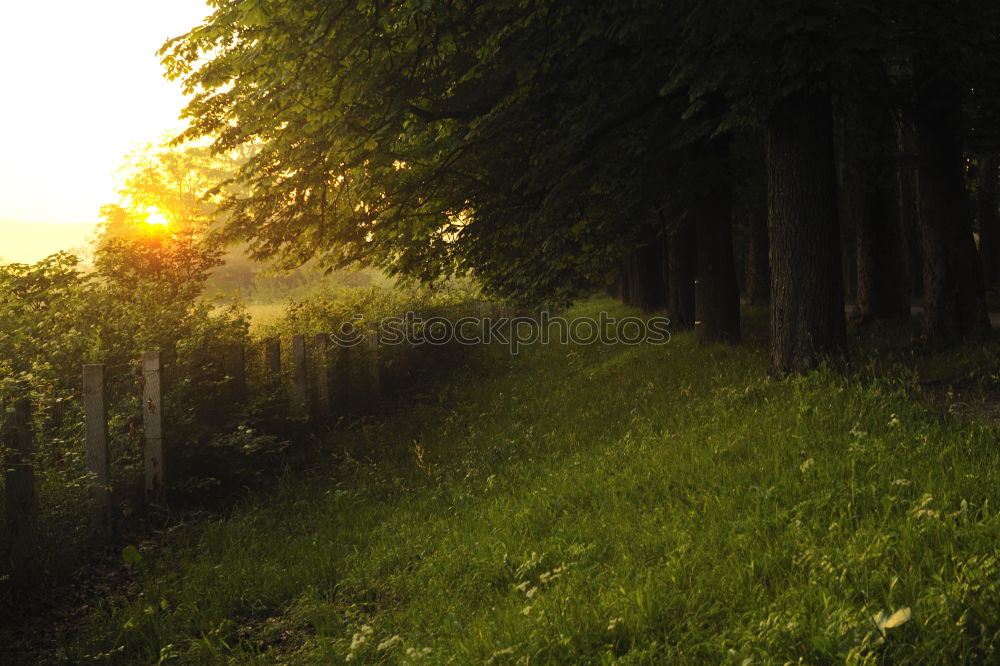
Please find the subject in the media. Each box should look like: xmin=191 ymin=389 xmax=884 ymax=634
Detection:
xmin=145 ymin=210 xmax=170 ymax=228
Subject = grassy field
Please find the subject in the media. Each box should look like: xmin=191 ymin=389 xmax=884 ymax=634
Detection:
xmin=65 ymin=300 xmax=1000 ymax=664
xmin=244 ymin=303 xmax=289 ymax=334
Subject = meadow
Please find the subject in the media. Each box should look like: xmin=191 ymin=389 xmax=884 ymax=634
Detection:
xmin=61 ymin=299 xmax=1000 ymax=664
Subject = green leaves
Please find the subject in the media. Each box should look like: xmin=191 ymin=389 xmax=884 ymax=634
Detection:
xmin=122 ymin=545 xmax=144 ymax=567
xmin=153 ymin=0 xmax=1000 ymax=309
xmin=157 ymin=0 xmax=684 ymax=303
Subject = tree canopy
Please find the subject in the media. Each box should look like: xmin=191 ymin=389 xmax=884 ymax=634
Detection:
xmin=162 ymin=0 xmax=1000 ymax=371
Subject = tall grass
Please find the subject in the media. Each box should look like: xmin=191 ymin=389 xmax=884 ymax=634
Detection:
xmin=67 ymin=300 xmax=1000 ymax=664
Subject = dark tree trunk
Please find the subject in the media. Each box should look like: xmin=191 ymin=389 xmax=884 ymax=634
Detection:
xmin=695 ymin=181 xmax=741 ymax=344
xmin=853 ymin=186 xmax=910 ymax=322
xmin=628 ymin=253 xmax=641 ymax=308
xmin=745 ymin=204 xmax=770 ymax=306
xmin=895 ymin=113 xmax=923 ymax=299
xmin=616 ymin=237 xmax=669 ymax=312
xmin=842 ymin=95 xmax=910 ymax=323
xmin=635 ymin=236 xmax=668 ymax=312
xmin=661 ymin=232 xmax=671 ymax=307
xmin=615 ymin=257 xmax=631 ymax=305
xmin=977 ymin=153 xmax=1000 ymax=291
xmin=732 ymin=132 xmax=769 ymax=305
xmin=914 ymin=69 xmax=989 ymax=342
xmin=766 ymin=89 xmax=847 ymax=375
xmin=839 ymin=206 xmax=857 ymax=309
xmin=668 ymin=220 xmax=696 ymax=329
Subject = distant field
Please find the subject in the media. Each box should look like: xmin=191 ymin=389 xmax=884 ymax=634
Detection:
xmin=244 ymin=302 xmax=288 ymax=332
xmin=209 ymin=301 xmax=288 ymax=334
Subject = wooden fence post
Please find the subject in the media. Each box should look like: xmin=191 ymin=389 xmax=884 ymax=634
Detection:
xmin=224 ymin=343 xmax=246 ymax=403
xmin=313 ymin=333 xmax=331 ymax=420
xmin=83 ymin=364 xmax=112 ymax=541
xmin=264 ymin=338 xmax=281 ymax=386
xmin=142 ymin=350 xmax=166 ymax=506
xmin=290 ymin=335 xmax=309 ymax=418
xmin=367 ymin=322 xmax=381 ymax=400
xmin=3 ymin=391 xmax=39 ymax=577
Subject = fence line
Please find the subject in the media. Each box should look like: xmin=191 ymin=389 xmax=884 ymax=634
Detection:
xmin=367 ymin=321 xmax=381 ymax=401
xmin=83 ymin=364 xmax=111 ymax=541
xmin=264 ymin=338 xmax=281 ymax=386
xmin=290 ymin=334 xmax=309 ymax=419
xmin=313 ymin=333 xmax=331 ymax=420
xmin=3 ymin=391 xmax=38 ymax=577
xmin=225 ymin=343 xmax=247 ymax=404
xmin=3 ymin=303 xmax=515 ymax=578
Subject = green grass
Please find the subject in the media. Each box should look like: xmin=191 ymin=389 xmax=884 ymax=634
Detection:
xmin=66 ymin=299 xmax=1000 ymax=664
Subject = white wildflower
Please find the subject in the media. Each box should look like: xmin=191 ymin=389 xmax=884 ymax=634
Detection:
xmin=350 ymin=624 xmax=374 ymax=650
xmin=404 ymin=646 xmax=433 ymax=659
xmin=378 ymin=635 xmax=404 ymax=652
xmin=539 ymin=566 xmax=564 ymax=584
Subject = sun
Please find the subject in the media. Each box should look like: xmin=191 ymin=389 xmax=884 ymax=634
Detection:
xmin=144 ymin=209 xmax=170 ymax=228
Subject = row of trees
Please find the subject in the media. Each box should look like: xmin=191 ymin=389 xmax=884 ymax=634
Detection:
xmin=161 ymin=0 xmax=1000 ymax=373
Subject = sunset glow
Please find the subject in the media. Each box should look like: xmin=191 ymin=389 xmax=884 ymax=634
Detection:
xmin=0 ymin=0 xmax=210 ymax=262
xmin=145 ymin=210 xmax=171 ymax=228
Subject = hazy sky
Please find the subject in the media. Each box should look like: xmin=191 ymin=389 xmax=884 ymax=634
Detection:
xmin=0 ymin=0 xmax=211 ymax=234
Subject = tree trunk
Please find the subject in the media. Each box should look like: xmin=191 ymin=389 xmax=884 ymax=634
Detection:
xmin=844 ymin=96 xmax=910 ymax=323
xmin=745 ymin=203 xmax=770 ymax=305
xmin=616 ymin=237 xmax=669 ymax=312
xmin=696 ymin=181 xmax=741 ymax=343
xmin=661 ymin=232 xmax=671 ymax=308
xmin=668 ymin=221 xmax=696 ymax=329
xmin=977 ymin=153 xmax=1000 ymax=291
xmin=853 ymin=187 xmax=910 ymax=322
xmin=635 ymin=236 xmax=668 ymax=312
xmin=914 ymin=69 xmax=989 ymax=342
xmin=615 ymin=257 xmax=631 ymax=305
xmin=895 ymin=112 xmax=923 ymax=299
xmin=627 ymin=253 xmax=641 ymax=308
xmin=767 ymin=89 xmax=847 ymax=375
xmin=732 ymin=133 xmax=769 ymax=305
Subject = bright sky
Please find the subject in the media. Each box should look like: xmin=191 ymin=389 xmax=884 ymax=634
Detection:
xmin=0 ymin=0 xmax=211 ymax=248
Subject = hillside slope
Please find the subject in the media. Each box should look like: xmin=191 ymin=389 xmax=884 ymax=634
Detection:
xmin=67 ymin=300 xmax=1000 ymax=664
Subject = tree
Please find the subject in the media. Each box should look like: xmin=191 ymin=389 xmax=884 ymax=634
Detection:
xmin=161 ymin=0 xmax=1000 ymax=374
xmin=913 ymin=61 xmax=989 ymax=341
xmin=667 ymin=222 xmax=697 ymax=330
xmin=95 ymin=144 xmax=230 ymax=301
xmin=766 ymin=89 xmax=847 ymax=373
xmin=900 ymin=1 xmax=1000 ymax=341
xmin=666 ymin=0 xmax=856 ymax=372
xmin=976 ymin=154 xmax=1000 ymax=291
xmin=162 ymin=0 xmax=746 ymax=320
xmin=836 ymin=63 xmax=910 ymax=323
xmin=733 ymin=136 xmax=769 ymax=307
